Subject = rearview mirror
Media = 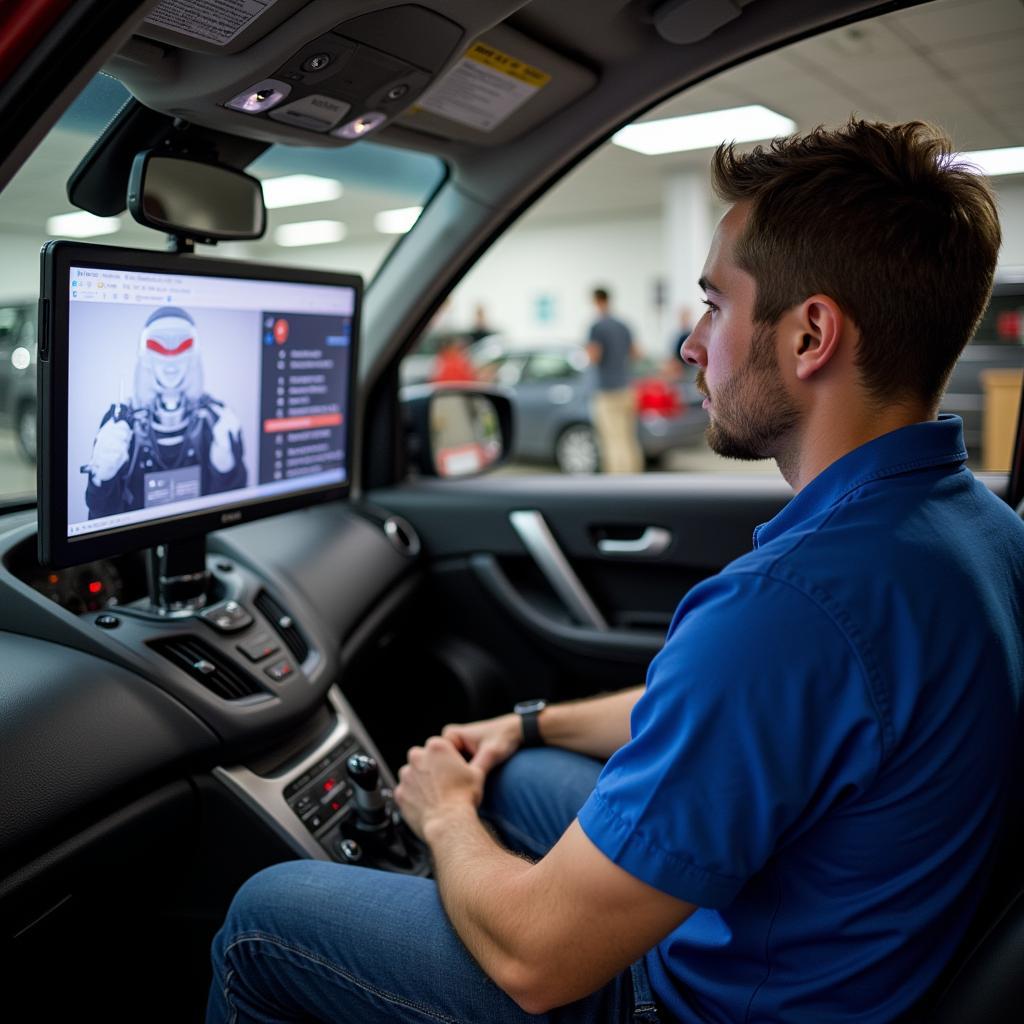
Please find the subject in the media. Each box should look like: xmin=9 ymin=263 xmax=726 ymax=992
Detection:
xmin=127 ymin=151 xmax=266 ymax=242
xmin=401 ymin=386 xmax=514 ymax=478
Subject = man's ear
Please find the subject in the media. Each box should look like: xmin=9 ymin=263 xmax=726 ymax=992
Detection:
xmin=791 ymin=295 xmax=844 ymax=381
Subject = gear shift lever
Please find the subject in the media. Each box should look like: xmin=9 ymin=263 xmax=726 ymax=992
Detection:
xmin=346 ymin=753 xmax=389 ymax=830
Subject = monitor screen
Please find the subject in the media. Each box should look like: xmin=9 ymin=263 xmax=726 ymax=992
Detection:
xmin=38 ymin=242 xmax=360 ymax=567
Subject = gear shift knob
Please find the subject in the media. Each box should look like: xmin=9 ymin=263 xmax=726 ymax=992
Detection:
xmin=347 ymin=753 xmax=388 ymax=828
xmin=347 ymin=753 xmax=380 ymax=791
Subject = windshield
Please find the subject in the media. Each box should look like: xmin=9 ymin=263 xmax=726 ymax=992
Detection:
xmin=0 ymin=73 xmax=444 ymax=504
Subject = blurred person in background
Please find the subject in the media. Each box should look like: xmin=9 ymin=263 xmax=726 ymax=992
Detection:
xmin=431 ymin=333 xmax=477 ymax=384
xmin=587 ymin=286 xmax=643 ymax=473
xmin=469 ymin=303 xmax=497 ymax=343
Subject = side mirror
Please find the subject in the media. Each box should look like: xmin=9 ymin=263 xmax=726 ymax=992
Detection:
xmin=401 ymin=385 xmax=514 ymax=478
xmin=127 ymin=151 xmax=267 ymax=242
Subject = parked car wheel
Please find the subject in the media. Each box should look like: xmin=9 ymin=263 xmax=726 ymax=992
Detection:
xmin=16 ymin=400 xmax=36 ymax=463
xmin=555 ymin=423 xmax=599 ymax=474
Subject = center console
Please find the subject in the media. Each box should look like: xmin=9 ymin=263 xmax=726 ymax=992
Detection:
xmin=219 ymin=687 xmax=428 ymax=873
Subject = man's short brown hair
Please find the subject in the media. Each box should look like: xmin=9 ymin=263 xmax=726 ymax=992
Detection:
xmin=711 ymin=119 xmax=1001 ymax=406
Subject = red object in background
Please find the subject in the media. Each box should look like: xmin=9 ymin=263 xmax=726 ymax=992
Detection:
xmin=634 ymin=376 xmax=682 ymax=415
xmin=274 ymin=318 xmax=290 ymax=344
xmin=87 ymin=581 xmax=102 ymax=594
xmin=996 ymin=309 xmax=1021 ymax=342
xmin=431 ymin=346 xmax=477 ymax=383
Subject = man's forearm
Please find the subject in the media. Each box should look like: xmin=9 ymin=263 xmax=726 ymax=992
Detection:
xmin=537 ymin=686 xmax=642 ymax=759
xmin=424 ymin=804 xmax=545 ymax=1008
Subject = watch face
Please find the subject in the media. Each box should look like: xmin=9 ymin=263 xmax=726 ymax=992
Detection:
xmin=515 ymin=699 xmax=546 ymax=715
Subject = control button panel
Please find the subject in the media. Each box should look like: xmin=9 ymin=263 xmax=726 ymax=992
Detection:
xmin=268 ymin=94 xmax=351 ymax=131
xmin=237 ymin=633 xmax=280 ymax=663
xmin=200 ymin=600 xmax=254 ymax=633
xmin=284 ymin=740 xmax=360 ymax=837
xmin=265 ymin=658 xmax=295 ymax=682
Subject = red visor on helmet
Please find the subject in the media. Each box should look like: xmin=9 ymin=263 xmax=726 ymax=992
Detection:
xmin=146 ymin=337 xmax=194 ymax=356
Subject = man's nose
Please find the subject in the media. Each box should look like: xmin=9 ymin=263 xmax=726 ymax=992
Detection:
xmin=681 ymin=321 xmax=706 ymax=367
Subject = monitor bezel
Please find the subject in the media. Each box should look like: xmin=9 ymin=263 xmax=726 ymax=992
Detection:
xmin=38 ymin=240 xmax=361 ymax=568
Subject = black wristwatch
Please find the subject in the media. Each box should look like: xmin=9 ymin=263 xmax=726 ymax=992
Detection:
xmin=514 ymin=698 xmax=548 ymax=747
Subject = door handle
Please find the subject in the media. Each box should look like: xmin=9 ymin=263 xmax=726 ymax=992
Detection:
xmin=509 ymin=509 xmax=608 ymax=629
xmin=596 ymin=527 xmax=672 ymax=556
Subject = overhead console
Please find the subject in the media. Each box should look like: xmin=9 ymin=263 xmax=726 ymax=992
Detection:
xmin=108 ymin=1 xmax=472 ymax=146
xmin=105 ymin=1 xmax=596 ymax=148
xmin=213 ymin=6 xmax=462 ymax=141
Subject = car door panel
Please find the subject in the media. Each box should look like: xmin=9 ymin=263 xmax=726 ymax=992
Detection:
xmin=367 ymin=473 xmax=792 ymax=710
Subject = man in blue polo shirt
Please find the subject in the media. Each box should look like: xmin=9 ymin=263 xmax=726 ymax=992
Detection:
xmin=208 ymin=120 xmax=1024 ymax=1024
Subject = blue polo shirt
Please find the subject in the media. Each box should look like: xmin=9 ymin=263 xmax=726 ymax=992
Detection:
xmin=578 ymin=416 xmax=1024 ymax=1023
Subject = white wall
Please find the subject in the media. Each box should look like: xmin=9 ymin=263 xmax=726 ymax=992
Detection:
xmin=442 ymin=213 xmax=669 ymax=356
xmin=995 ymin=181 xmax=1024 ymax=270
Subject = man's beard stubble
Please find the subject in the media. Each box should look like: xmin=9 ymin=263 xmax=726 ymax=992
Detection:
xmin=696 ymin=321 xmax=800 ymax=462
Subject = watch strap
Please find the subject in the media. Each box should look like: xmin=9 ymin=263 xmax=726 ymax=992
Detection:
xmin=514 ymin=699 xmax=547 ymax=747
xmin=519 ymin=708 xmax=544 ymax=747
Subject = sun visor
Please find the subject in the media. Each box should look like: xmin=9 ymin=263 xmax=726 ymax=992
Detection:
xmin=394 ymin=25 xmax=597 ymax=147
xmin=136 ymin=0 xmax=316 ymax=57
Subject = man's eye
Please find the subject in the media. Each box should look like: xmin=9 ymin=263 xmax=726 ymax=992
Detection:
xmin=700 ymin=298 xmax=718 ymax=314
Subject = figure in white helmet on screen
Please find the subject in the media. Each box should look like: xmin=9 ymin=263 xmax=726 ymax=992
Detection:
xmin=85 ymin=306 xmax=246 ymax=518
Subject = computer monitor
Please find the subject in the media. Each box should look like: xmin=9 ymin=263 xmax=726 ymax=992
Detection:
xmin=38 ymin=241 xmax=360 ymax=568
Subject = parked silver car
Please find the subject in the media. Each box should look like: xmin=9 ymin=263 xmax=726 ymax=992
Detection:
xmin=470 ymin=339 xmax=708 ymax=472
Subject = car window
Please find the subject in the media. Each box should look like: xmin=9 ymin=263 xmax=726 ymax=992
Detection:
xmin=0 ymin=73 xmax=444 ymax=504
xmin=400 ymin=0 xmax=1024 ymax=478
xmin=482 ymin=355 xmax=528 ymax=386
xmin=522 ymin=353 xmax=577 ymax=381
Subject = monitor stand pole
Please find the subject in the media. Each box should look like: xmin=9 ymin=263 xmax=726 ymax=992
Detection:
xmin=146 ymin=535 xmax=211 ymax=613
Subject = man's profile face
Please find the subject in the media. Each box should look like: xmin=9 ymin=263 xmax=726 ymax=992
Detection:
xmin=683 ymin=203 xmax=799 ymax=461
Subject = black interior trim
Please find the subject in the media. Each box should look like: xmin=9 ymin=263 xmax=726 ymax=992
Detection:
xmin=470 ymin=553 xmax=663 ymax=661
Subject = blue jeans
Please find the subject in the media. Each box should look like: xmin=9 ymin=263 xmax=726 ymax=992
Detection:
xmin=207 ymin=747 xmax=664 ymax=1023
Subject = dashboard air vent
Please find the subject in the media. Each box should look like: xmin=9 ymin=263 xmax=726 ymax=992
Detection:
xmin=149 ymin=635 xmax=264 ymax=700
xmin=255 ymin=589 xmax=309 ymax=663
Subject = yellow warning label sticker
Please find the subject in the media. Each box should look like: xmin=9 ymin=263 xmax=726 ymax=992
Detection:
xmin=414 ymin=41 xmax=551 ymax=133
xmin=464 ymin=43 xmax=552 ymax=88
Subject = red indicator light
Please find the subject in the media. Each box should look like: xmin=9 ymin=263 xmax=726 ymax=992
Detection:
xmin=88 ymin=581 xmax=103 ymax=594
xmin=331 ymin=801 xmax=341 ymax=811
xmin=323 ymin=779 xmax=335 ymax=792
xmin=48 ymin=574 xmax=59 ymax=585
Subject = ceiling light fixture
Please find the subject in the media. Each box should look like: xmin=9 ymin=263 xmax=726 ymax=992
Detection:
xmin=261 ymin=174 xmax=343 ymax=209
xmin=612 ymin=105 xmax=797 ymax=156
xmin=226 ymin=80 xmax=291 ymax=114
xmin=46 ymin=211 xmax=121 ymax=237
xmin=374 ymin=206 xmax=423 ymax=234
xmin=332 ymin=111 xmax=387 ymax=140
xmin=960 ymin=147 xmax=1024 ymax=177
xmin=273 ymin=220 xmax=347 ymax=247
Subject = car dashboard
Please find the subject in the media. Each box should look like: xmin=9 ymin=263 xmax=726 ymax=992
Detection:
xmin=0 ymin=497 xmax=429 ymax=1005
